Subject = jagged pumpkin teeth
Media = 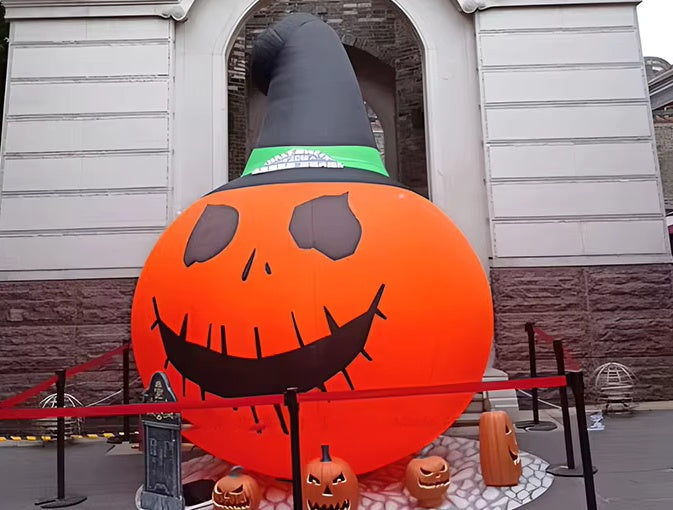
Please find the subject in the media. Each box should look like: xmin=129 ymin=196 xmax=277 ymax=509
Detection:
xmin=308 ymin=502 xmax=350 ymax=510
xmin=212 ymin=467 xmax=260 ymax=510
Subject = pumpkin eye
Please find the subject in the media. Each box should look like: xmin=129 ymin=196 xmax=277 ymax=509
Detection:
xmin=228 ymin=484 xmax=244 ymax=495
xmin=289 ymin=193 xmax=362 ymax=261
xmin=439 ymin=463 xmax=448 ymax=472
xmin=420 ymin=468 xmax=433 ymax=476
xmin=184 ymin=204 xmax=239 ymax=267
xmin=307 ymin=474 xmax=321 ymax=485
xmin=332 ymin=472 xmax=346 ymax=484
xmin=505 ymin=424 xmax=512 ymax=435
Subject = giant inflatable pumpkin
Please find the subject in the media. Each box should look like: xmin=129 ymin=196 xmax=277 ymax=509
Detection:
xmin=131 ymin=13 xmax=493 ymax=479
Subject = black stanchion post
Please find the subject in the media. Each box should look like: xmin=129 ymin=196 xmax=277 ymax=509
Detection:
xmin=516 ymin=323 xmax=557 ymax=431
xmin=516 ymin=323 xmax=538 ymax=429
xmin=56 ymin=369 xmax=66 ymax=500
xmin=285 ymin=388 xmax=303 ymax=510
xmin=547 ymin=342 xmax=585 ymax=477
xmin=35 ymin=370 xmax=87 ymax=508
xmin=553 ymin=341 xmax=574 ymax=469
xmin=567 ymin=371 xmax=598 ymax=510
xmin=122 ymin=339 xmax=130 ymax=442
xmin=527 ymin=323 xmax=540 ymax=424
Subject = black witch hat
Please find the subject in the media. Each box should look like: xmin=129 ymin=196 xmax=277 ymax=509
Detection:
xmin=229 ymin=13 xmax=391 ymax=189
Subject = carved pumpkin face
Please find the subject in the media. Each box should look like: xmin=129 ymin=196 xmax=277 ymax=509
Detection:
xmin=131 ymin=180 xmax=493 ymax=478
xmin=479 ymin=411 xmax=522 ymax=487
xmin=303 ymin=445 xmax=359 ymax=510
xmin=212 ymin=466 xmax=261 ymax=510
xmin=405 ymin=456 xmax=450 ymax=507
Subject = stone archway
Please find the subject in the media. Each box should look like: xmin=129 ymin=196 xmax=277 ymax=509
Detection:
xmin=226 ymin=0 xmax=427 ymax=196
xmin=174 ymin=0 xmax=490 ymax=266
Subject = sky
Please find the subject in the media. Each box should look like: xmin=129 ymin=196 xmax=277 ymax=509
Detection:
xmin=637 ymin=0 xmax=673 ymax=63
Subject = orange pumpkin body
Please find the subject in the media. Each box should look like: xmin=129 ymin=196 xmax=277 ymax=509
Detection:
xmin=213 ymin=467 xmax=261 ymax=510
xmin=479 ymin=411 xmax=522 ymax=487
xmin=303 ymin=446 xmax=359 ymax=510
xmin=405 ymin=456 xmax=450 ymax=508
xmin=131 ymin=181 xmax=493 ymax=478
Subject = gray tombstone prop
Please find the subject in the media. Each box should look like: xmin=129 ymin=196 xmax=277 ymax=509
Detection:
xmin=140 ymin=372 xmax=185 ymax=510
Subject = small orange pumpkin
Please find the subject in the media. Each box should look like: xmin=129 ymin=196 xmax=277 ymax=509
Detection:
xmin=213 ymin=466 xmax=261 ymax=510
xmin=405 ymin=456 xmax=450 ymax=508
xmin=303 ymin=445 xmax=359 ymax=510
xmin=479 ymin=411 xmax=522 ymax=487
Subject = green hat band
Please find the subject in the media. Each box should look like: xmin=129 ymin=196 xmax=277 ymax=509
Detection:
xmin=242 ymin=146 xmax=388 ymax=177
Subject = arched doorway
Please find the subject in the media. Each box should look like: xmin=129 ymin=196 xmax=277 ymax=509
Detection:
xmin=226 ymin=0 xmax=427 ymax=196
xmin=173 ymin=0 xmax=490 ymax=267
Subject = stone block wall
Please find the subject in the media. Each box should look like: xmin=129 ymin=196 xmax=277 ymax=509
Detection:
xmin=0 ymin=279 xmax=143 ymax=433
xmin=491 ymin=264 xmax=673 ymax=403
xmin=2 ymin=263 xmax=672 ymax=434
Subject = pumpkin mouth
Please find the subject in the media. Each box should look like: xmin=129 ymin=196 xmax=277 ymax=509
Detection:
xmin=508 ymin=448 xmax=520 ymax=465
xmin=149 ymin=284 xmax=385 ymax=433
xmin=307 ymin=499 xmax=350 ymax=510
xmin=418 ymin=478 xmax=451 ymax=489
xmin=213 ymin=499 xmax=251 ymax=510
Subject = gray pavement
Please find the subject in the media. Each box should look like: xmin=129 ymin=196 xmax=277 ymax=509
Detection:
xmin=515 ymin=409 xmax=673 ymax=510
xmin=1 ymin=410 xmax=672 ymax=510
xmin=0 ymin=440 xmax=143 ymax=510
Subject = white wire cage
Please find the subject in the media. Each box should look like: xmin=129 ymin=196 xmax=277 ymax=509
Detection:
xmin=592 ymin=362 xmax=638 ymax=414
xmin=34 ymin=393 xmax=84 ymax=436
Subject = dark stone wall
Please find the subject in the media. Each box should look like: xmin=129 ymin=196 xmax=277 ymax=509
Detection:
xmin=228 ymin=33 xmax=249 ymax=180
xmin=394 ymin=16 xmax=427 ymax=197
xmin=491 ymin=264 xmax=673 ymax=402
xmin=2 ymin=263 xmax=672 ymax=434
xmin=0 ymin=279 xmax=143 ymax=433
xmin=227 ymin=0 xmax=427 ymax=195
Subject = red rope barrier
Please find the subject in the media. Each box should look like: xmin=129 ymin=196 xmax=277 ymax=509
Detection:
xmin=533 ymin=327 xmax=554 ymax=343
xmin=0 ymin=343 xmax=131 ymax=410
xmin=298 ymin=376 xmax=567 ymax=403
xmin=0 ymin=394 xmax=285 ymax=420
xmin=533 ymin=327 xmax=580 ymax=371
xmin=0 ymin=375 xmax=567 ymax=421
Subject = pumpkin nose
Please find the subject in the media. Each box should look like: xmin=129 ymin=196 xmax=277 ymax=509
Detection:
xmin=322 ymin=485 xmax=333 ymax=497
xmin=241 ymin=249 xmax=256 ymax=282
xmin=241 ymin=249 xmax=272 ymax=282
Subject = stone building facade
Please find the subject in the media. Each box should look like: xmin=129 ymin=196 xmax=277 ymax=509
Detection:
xmin=491 ymin=58 xmax=673 ymax=402
xmin=0 ymin=0 xmax=672 ymax=435
xmin=0 ymin=0 xmax=430 ymax=424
